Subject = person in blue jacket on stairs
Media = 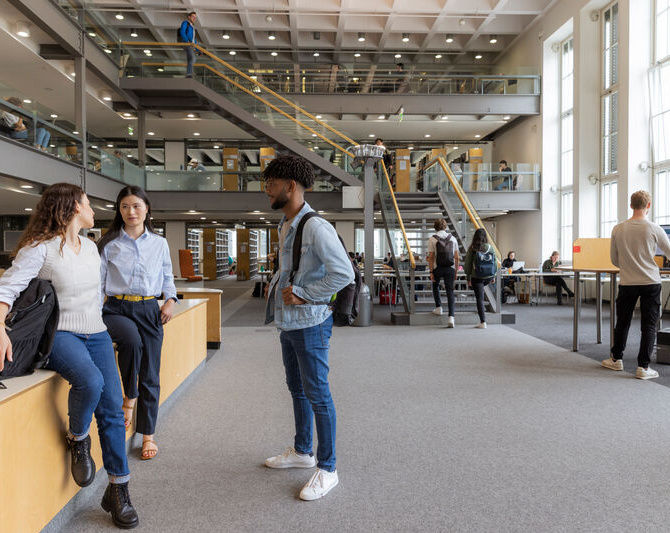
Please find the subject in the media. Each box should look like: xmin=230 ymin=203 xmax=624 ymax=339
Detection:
xmin=178 ymin=11 xmax=197 ymax=78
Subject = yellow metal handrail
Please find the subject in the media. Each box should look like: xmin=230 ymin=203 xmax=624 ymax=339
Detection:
xmin=121 ymin=42 xmax=358 ymax=148
xmin=436 ymin=157 xmax=502 ymax=262
xmin=139 ymin=61 xmax=355 ymax=159
xmin=380 ymin=161 xmax=415 ymax=270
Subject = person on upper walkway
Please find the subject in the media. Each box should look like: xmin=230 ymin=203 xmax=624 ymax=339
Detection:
xmin=178 ymin=11 xmax=198 ymax=78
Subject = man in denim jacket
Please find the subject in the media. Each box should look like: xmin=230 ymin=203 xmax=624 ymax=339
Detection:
xmin=263 ymin=155 xmax=354 ymax=501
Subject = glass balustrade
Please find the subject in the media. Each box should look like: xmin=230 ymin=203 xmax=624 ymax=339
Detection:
xmin=422 ymin=162 xmax=540 ymax=193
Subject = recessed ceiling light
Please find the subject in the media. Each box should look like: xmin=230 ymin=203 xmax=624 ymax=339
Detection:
xmin=318 ymin=210 xmax=325 ymax=214
xmin=407 ymin=146 xmax=414 ymax=150
xmin=315 ymin=115 xmax=322 ymax=119
xmin=213 ymin=144 xmax=220 ymax=148
xmin=378 ymin=114 xmax=386 ymax=119
xmin=352 ymin=77 xmax=359 ymax=82
xmin=103 ymin=95 xmax=112 ymax=102
xmin=268 ymin=32 xmax=276 ymax=40
xmin=88 ymin=32 xmax=96 ymax=37
xmin=394 ymin=53 xmax=402 ymax=58
xmin=253 ymin=210 xmax=261 ymax=213
xmin=212 ymin=221 xmax=218 ymax=224
xmin=147 ymin=131 xmax=155 ymax=136
xmin=72 ymin=130 xmax=79 ymax=135
xmin=271 ymin=51 xmax=278 ymax=56
xmin=187 ymin=113 xmax=195 ymax=118
xmin=229 ymin=50 xmax=236 ymax=55
xmin=189 ymin=210 xmax=196 ymax=213
xmin=354 ymin=52 xmax=361 ymax=58
xmin=259 ymin=217 xmax=265 ymax=220
xmin=459 ymin=18 xmax=466 ymax=26
xmin=15 ymin=21 xmax=29 ymax=38
xmin=115 ymin=13 xmax=124 ymax=20
xmin=24 ymin=208 xmax=33 ymax=212
xmin=20 ymin=185 xmax=33 ymax=189
xmin=130 ymin=30 xmax=138 ymax=37
xmin=143 ymin=49 xmax=151 ymax=54
xmin=368 ymin=133 xmax=375 ymax=137
xmin=503 ymin=115 xmax=511 ymax=120
xmin=424 ymin=134 xmax=431 ymax=138
xmin=453 ymin=146 xmax=459 ymax=150
xmin=446 ymin=35 xmax=454 ymax=43
xmin=402 ymin=33 xmax=409 ymax=42
xmin=157 ymin=68 xmax=164 ymax=72
xmin=50 ymin=113 xmax=58 ymax=119
xmin=107 ymin=144 xmax=114 ymax=147
xmin=106 ymin=204 xmax=114 ymax=208
xmin=104 ymin=49 xmax=112 ymax=54
xmin=70 ymin=72 xmax=76 ymax=76
xmin=474 ymin=134 xmax=481 ymax=138
xmin=441 ymin=115 xmax=448 ymax=120
xmin=358 ymin=33 xmax=366 ymax=42
xmin=126 ymin=154 xmax=132 ymax=158
xmin=123 ymin=112 xmax=132 ymax=117
xmin=435 ymin=54 xmax=442 ymax=59
xmin=200 ymin=216 xmax=206 ymax=220
xmin=222 ymin=33 xmax=230 ymax=39
xmin=313 ymin=52 xmax=320 ymax=57
xmin=193 ymin=132 xmax=200 ymax=136
xmin=311 ymin=133 xmax=317 ymax=137
xmin=489 ymin=36 xmax=498 ymax=44
xmin=49 ymin=144 xmax=55 ymax=147
xmin=475 ymin=54 xmax=483 ymax=59
xmin=22 ymin=99 xmax=31 ymax=104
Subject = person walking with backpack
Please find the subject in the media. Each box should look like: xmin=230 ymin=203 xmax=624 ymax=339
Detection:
xmin=426 ymin=218 xmax=459 ymax=327
xmin=178 ymin=11 xmax=198 ymax=78
xmin=0 ymin=183 xmax=139 ymax=529
xmin=263 ymin=155 xmax=354 ymax=501
xmin=601 ymin=190 xmax=670 ymax=380
xmin=464 ymin=228 xmax=499 ymax=329
xmin=98 ymin=186 xmax=177 ymax=461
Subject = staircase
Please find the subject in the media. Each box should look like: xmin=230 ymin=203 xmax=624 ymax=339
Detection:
xmin=393 ymin=192 xmax=499 ymax=317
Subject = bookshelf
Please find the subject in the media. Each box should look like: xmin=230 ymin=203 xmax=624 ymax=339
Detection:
xmin=186 ymin=228 xmax=202 ymax=275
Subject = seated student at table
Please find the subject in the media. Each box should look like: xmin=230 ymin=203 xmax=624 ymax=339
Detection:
xmin=501 ymin=251 xmax=521 ymax=303
xmin=541 ymin=250 xmax=574 ymax=305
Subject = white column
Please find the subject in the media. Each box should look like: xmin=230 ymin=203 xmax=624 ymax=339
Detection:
xmin=165 ymin=221 xmax=186 ymax=277
xmin=164 ymin=141 xmax=186 ymax=171
xmin=573 ymin=6 xmax=600 ymax=240
xmin=335 ymin=221 xmax=355 ymax=252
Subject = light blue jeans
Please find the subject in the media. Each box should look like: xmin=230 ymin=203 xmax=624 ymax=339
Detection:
xmin=11 ymin=127 xmax=51 ymax=148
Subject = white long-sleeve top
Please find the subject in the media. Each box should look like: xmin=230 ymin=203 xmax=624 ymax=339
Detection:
xmin=0 ymin=236 xmax=106 ymax=334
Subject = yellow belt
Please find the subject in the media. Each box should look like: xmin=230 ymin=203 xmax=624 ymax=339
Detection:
xmin=113 ymin=295 xmax=156 ymax=302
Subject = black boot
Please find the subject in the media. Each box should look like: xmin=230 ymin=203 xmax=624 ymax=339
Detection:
xmin=66 ymin=434 xmax=95 ymax=487
xmin=101 ymin=482 xmax=139 ymax=529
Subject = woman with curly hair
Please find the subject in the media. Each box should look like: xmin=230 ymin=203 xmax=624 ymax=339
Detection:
xmin=0 ymin=183 xmax=139 ymax=529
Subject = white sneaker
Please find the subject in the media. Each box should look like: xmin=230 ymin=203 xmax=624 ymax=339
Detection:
xmin=601 ymin=357 xmax=623 ymax=371
xmin=299 ymin=469 xmax=339 ymax=501
xmin=636 ymin=366 xmax=659 ymax=380
xmin=432 ymin=307 xmax=443 ymax=316
xmin=475 ymin=322 xmax=487 ymax=329
xmin=265 ymin=447 xmax=316 ymax=469
xmin=446 ymin=316 xmax=455 ymax=328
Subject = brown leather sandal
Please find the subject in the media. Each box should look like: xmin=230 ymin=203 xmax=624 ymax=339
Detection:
xmin=141 ymin=438 xmax=158 ymax=460
xmin=122 ymin=399 xmax=135 ymax=429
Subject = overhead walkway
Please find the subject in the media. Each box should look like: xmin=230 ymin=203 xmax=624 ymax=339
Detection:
xmin=378 ymin=157 xmax=505 ymax=325
xmin=118 ymin=42 xmax=363 ymax=188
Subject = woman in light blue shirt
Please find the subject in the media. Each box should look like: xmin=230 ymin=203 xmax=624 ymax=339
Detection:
xmin=98 ymin=186 xmax=177 ymax=461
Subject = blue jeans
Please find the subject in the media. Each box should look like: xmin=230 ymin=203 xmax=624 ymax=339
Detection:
xmin=45 ymin=330 xmax=130 ymax=482
xmin=10 ymin=127 xmax=50 ymax=147
xmin=280 ymin=315 xmax=336 ymax=472
xmin=185 ymin=46 xmax=195 ymax=76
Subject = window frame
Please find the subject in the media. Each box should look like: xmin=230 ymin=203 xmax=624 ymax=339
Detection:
xmin=558 ymin=36 xmax=575 ymax=259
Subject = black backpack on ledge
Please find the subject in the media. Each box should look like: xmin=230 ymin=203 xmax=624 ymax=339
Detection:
xmin=290 ymin=212 xmax=362 ymax=327
xmin=0 ymin=278 xmax=59 ymax=379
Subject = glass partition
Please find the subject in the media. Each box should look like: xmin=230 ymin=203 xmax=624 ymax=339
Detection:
xmin=423 ymin=162 xmax=540 ymax=192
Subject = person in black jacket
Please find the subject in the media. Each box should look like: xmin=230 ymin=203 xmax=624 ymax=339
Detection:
xmin=501 ymin=251 xmax=520 ymax=303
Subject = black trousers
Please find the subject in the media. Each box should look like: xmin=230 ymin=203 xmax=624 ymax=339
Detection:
xmin=611 ymin=284 xmax=661 ymax=368
xmin=544 ymin=276 xmax=573 ymax=303
xmin=432 ymin=266 xmax=455 ymax=316
xmin=471 ymin=277 xmax=491 ymax=323
xmin=103 ymin=298 xmax=164 ymax=435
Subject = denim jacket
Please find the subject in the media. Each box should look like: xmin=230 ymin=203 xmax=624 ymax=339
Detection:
xmin=265 ymin=202 xmax=354 ymax=331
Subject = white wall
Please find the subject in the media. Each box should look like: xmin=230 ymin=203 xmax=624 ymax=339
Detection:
xmin=335 ymin=221 xmax=355 ymax=252
xmin=165 ymin=221 xmax=186 ymax=276
xmin=492 ymin=211 xmax=544 ymax=267
xmin=491 ymin=117 xmax=541 ymax=167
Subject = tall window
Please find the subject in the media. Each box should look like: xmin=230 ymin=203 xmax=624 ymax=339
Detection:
xmin=559 ymin=37 xmax=574 ymax=258
xmin=601 ymin=180 xmax=618 ymax=235
xmin=653 ymin=2 xmax=670 ymax=223
xmin=600 ymin=2 xmax=619 ymax=235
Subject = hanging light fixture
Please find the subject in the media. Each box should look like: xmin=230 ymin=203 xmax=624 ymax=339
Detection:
xmin=358 ymin=33 xmax=366 ymax=42
xmin=445 ymin=34 xmax=454 ymax=43
xmin=268 ymin=32 xmax=276 ymax=40
xmin=402 ymin=33 xmax=409 ymax=43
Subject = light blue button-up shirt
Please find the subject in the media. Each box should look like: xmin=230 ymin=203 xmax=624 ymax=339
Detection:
xmin=100 ymin=228 xmax=177 ymax=304
xmin=265 ymin=202 xmax=354 ymax=331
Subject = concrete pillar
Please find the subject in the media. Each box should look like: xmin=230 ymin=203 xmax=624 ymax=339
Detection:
xmin=74 ymin=55 xmax=86 ymax=188
xmin=137 ymin=110 xmax=146 ymax=168
xmin=335 ymin=221 xmax=355 ymax=252
xmin=165 ymin=141 xmax=186 ymax=170
xmin=165 ymin=221 xmax=186 ymax=277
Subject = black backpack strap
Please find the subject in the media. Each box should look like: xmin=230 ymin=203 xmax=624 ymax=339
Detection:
xmin=289 ymin=211 xmax=321 ymax=285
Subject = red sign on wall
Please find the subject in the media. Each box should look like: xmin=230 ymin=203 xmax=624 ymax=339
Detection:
xmin=573 ymin=245 xmax=581 ymax=253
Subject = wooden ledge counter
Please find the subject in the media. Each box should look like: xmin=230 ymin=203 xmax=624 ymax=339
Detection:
xmin=0 ymin=298 xmax=208 ymax=533
xmin=175 ymin=286 xmax=222 ymax=349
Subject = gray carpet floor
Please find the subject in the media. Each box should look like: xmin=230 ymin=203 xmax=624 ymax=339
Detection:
xmin=61 ymin=306 xmax=670 ymax=532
